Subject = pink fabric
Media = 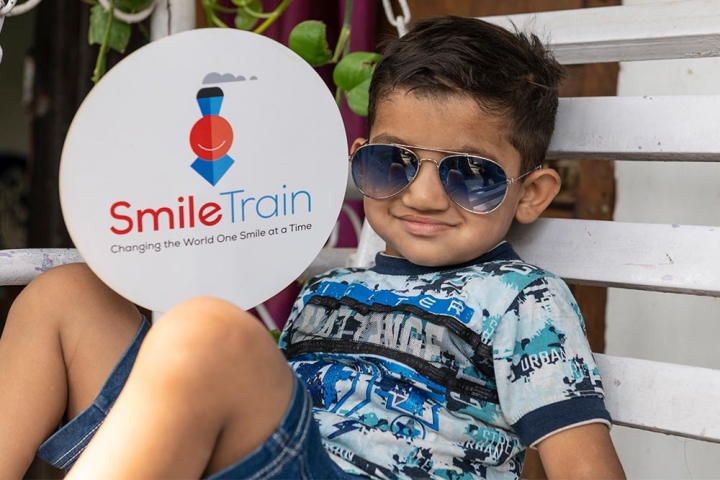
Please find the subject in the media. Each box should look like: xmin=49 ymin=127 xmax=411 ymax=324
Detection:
xmin=223 ymin=1 xmax=375 ymax=328
xmin=259 ymin=0 xmax=376 ymax=147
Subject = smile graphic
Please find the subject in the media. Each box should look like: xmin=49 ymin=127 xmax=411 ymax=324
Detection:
xmin=197 ymin=140 xmax=226 ymax=152
xmin=190 ymin=87 xmax=235 ymax=185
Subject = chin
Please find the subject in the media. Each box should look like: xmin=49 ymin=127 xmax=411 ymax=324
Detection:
xmin=392 ymin=248 xmax=462 ymax=267
xmin=394 ymin=241 xmax=500 ymax=267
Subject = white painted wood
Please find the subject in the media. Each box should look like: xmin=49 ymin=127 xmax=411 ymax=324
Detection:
xmin=0 ymin=249 xmax=83 ymax=285
xmin=150 ymin=0 xmax=195 ymax=40
xmin=550 ymin=96 xmax=720 ymax=161
xmin=596 ymin=353 xmax=720 ymax=443
xmin=298 ymin=218 xmax=720 ymax=297
xmin=508 ymin=218 xmax=720 ymax=296
xmin=344 ymin=94 xmax=720 ymax=199
xmin=483 ymin=0 xmax=720 ymax=65
xmin=350 ymin=219 xmax=385 ymax=268
xmin=11 ymin=217 xmax=719 ymax=297
xmin=300 ymin=247 xmax=355 ymax=279
xmin=0 ymin=246 xmax=354 ymax=286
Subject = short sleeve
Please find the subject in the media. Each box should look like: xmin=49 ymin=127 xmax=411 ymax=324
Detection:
xmin=493 ymin=275 xmax=611 ymax=447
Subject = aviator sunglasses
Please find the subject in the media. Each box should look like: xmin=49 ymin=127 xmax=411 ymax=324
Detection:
xmin=349 ymin=143 xmax=539 ymax=214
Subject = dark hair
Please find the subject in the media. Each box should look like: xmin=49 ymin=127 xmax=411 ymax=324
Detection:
xmin=368 ymin=16 xmax=566 ymax=171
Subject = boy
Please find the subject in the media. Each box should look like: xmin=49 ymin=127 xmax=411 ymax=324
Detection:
xmin=0 ymin=16 xmax=625 ymax=479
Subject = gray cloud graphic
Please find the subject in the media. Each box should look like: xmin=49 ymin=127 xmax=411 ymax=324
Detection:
xmin=203 ymin=72 xmax=258 ymax=84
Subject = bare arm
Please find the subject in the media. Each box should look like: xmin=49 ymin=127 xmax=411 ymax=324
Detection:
xmin=537 ymin=423 xmax=625 ymax=479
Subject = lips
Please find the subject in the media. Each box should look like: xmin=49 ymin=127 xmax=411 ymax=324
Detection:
xmin=395 ymin=214 xmax=457 ymax=235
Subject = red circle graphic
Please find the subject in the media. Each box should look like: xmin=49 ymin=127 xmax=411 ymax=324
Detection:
xmin=190 ymin=115 xmax=234 ymax=161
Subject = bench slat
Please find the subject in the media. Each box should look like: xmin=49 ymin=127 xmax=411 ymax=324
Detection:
xmin=6 ymin=218 xmax=719 ymax=297
xmin=306 ymin=219 xmax=720 ymax=298
xmin=300 ymin=218 xmax=720 ymax=297
xmin=301 ymin=247 xmax=355 ymax=279
xmin=550 ymin=96 xmax=720 ymax=161
xmin=0 ymin=248 xmax=358 ymax=286
xmin=484 ymin=0 xmax=720 ymax=64
xmin=508 ymin=218 xmax=720 ymax=296
xmin=342 ymin=94 xmax=720 ymax=201
xmin=596 ymin=353 xmax=720 ymax=443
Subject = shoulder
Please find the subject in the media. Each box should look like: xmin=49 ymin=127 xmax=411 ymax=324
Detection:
xmin=457 ymin=241 xmax=560 ymax=288
xmin=461 ymin=256 xmax=568 ymax=304
xmin=473 ymin=257 xmax=558 ymax=282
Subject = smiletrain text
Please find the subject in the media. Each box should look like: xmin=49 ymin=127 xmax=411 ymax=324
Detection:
xmin=109 ymin=185 xmax=312 ymax=235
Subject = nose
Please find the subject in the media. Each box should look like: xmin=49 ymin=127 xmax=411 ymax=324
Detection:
xmin=400 ymin=159 xmax=452 ymax=212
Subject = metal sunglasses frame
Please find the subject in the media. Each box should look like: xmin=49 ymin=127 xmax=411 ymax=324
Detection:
xmin=348 ymin=142 xmax=540 ymax=214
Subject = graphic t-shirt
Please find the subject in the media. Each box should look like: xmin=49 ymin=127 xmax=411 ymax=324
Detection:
xmin=279 ymin=243 xmax=611 ymax=479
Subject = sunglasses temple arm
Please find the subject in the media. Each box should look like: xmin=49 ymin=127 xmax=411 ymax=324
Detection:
xmin=507 ymin=165 xmax=542 ymax=184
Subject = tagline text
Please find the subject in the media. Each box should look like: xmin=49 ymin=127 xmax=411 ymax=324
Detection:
xmin=109 ymin=223 xmax=313 ymax=255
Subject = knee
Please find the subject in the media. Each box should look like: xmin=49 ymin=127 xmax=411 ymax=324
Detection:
xmin=137 ymin=298 xmax=286 ymax=403
xmin=132 ymin=299 xmax=293 ymax=431
xmin=145 ymin=297 xmax=275 ymax=368
xmin=12 ymin=263 xmax=125 ymax=317
xmin=16 ymin=263 xmax=92 ymax=302
xmin=19 ymin=263 xmax=102 ymax=303
xmin=10 ymin=263 xmax=139 ymax=330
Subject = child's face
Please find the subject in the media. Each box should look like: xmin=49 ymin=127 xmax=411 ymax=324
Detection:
xmin=355 ymin=90 xmax=529 ymax=267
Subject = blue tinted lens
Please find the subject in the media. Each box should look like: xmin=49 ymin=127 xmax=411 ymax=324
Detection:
xmin=439 ymin=156 xmax=508 ymax=213
xmin=351 ymin=145 xmax=417 ymax=198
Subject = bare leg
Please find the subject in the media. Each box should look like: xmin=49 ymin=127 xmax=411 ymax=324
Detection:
xmin=0 ymin=264 xmax=142 ymax=478
xmin=67 ymin=297 xmax=295 ymax=479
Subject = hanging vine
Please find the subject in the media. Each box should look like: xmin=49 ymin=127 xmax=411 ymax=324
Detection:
xmin=87 ymin=0 xmax=380 ymax=116
xmin=86 ymin=0 xmax=153 ymax=82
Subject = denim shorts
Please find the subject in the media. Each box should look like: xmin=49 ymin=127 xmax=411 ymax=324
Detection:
xmin=37 ymin=318 xmax=365 ymax=479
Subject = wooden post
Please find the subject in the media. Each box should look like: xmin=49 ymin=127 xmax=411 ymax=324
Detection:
xmin=150 ymin=0 xmax=196 ymax=40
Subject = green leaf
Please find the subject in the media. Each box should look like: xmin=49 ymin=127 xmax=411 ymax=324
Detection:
xmin=89 ymin=5 xmax=132 ymax=54
xmin=288 ymin=20 xmax=333 ymax=67
xmin=346 ymin=77 xmax=371 ymax=117
xmin=115 ymin=0 xmax=154 ymax=13
xmin=89 ymin=5 xmax=109 ymax=45
xmin=234 ymin=0 xmax=262 ymax=31
xmin=270 ymin=329 xmax=281 ymax=343
xmin=333 ymin=51 xmax=382 ymax=91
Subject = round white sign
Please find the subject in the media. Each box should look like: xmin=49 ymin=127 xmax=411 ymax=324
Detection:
xmin=60 ymin=28 xmax=348 ymax=312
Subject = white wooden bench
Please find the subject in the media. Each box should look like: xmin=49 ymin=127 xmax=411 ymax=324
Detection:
xmin=2 ymin=0 xmax=720 ymax=476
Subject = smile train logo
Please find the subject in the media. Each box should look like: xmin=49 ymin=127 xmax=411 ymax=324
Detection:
xmin=189 ymin=86 xmax=235 ymax=186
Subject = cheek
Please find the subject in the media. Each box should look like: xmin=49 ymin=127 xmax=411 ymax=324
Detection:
xmin=362 ymin=197 xmax=383 ymax=227
xmin=362 ymin=197 xmax=397 ymax=239
xmin=462 ymin=204 xmax=515 ymax=238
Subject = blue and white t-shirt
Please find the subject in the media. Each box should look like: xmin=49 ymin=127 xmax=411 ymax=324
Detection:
xmin=279 ymin=243 xmax=610 ymax=479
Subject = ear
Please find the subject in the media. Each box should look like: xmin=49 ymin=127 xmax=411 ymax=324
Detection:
xmin=350 ymin=137 xmax=366 ymax=155
xmin=514 ymin=168 xmax=561 ymax=224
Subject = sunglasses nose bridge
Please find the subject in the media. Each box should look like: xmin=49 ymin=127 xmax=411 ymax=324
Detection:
xmin=412 ymin=158 xmax=443 ymax=184
xmin=401 ymin=157 xmax=453 ymax=210
xmin=417 ymin=157 xmax=442 ymax=169
xmin=409 ymin=158 xmax=449 ymax=192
